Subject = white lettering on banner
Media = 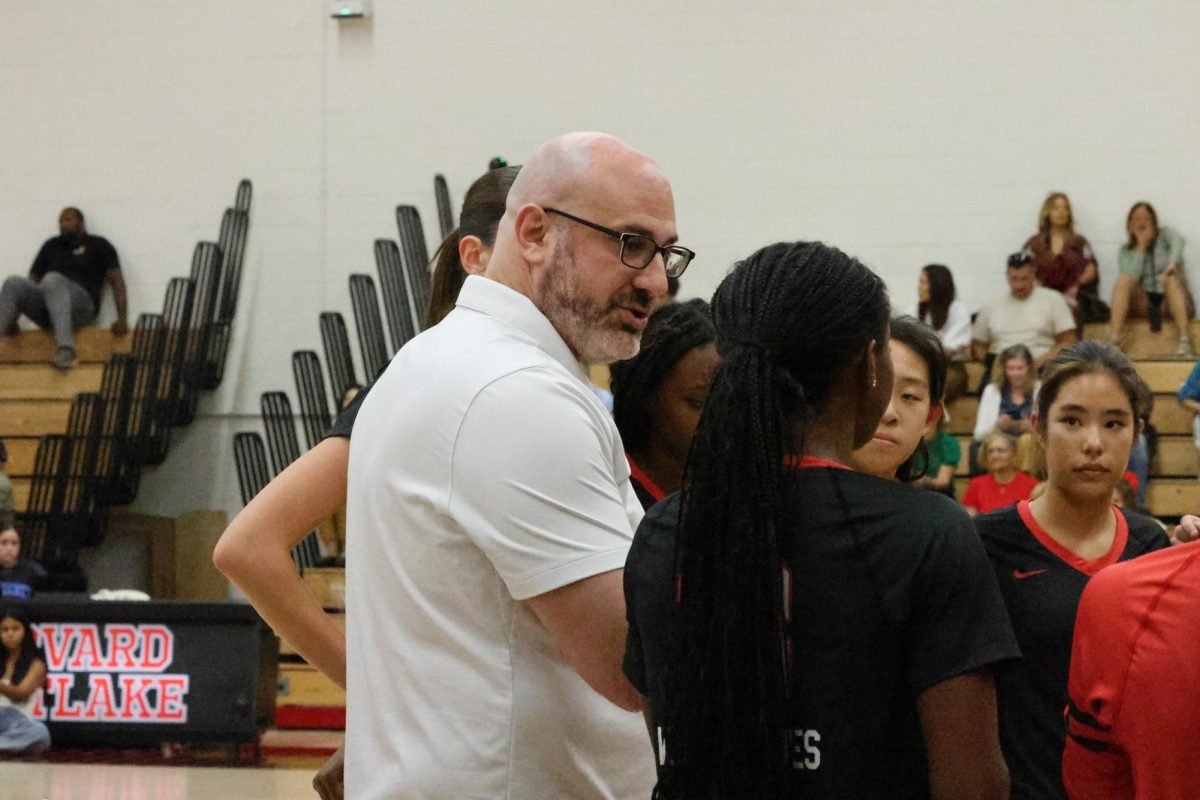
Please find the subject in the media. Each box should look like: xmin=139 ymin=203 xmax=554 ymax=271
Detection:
xmin=790 ymin=729 xmax=821 ymax=770
xmin=28 ymin=623 xmax=191 ymax=724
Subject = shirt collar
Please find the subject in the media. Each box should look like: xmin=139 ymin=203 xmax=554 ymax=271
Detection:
xmin=454 ymin=275 xmax=591 ymax=384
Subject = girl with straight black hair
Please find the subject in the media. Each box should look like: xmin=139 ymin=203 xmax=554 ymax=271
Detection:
xmin=0 ymin=605 xmax=50 ymax=754
xmin=623 ymin=241 xmax=1017 ymax=800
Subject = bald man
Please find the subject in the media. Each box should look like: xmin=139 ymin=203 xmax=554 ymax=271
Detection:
xmin=343 ymin=133 xmax=693 ymax=799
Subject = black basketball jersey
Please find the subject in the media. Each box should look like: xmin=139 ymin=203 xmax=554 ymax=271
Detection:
xmin=976 ymin=501 xmax=1170 ymax=800
xmin=625 ymin=466 xmax=1020 ymax=798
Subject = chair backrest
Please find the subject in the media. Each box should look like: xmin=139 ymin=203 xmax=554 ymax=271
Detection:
xmin=395 ymin=205 xmax=431 ymax=327
xmin=145 ymin=277 xmax=196 ymax=465
xmin=260 ymin=391 xmax=303 ymax=476
xmin=320 ymin=311 xmax=359 ymax=407
xmin=176 ymin=241 xmax=223 ymax=424
xmin=124 ymin=313 xmax=167 ymax=477
xmin=232 ymin=430 xmax=319 ymax=572
xmin=293 ymin=351 xmax=332 ymax=451
xmin=208 ymin=206 xmax=250 ymax=388
xmin=349 ymin=273 xmax=390 ymax=382
xmin=434 ymin=173 xmax=454 ymax=240
xmin=93 ymin=353 xmax=138 ymax=508
xmin=234 ymin=178 xmax=253 ymax=213
xmin=374 ymin=239 xmax=419 ymax=353
xmin=22 ymin=435 xmax=76 ymax=565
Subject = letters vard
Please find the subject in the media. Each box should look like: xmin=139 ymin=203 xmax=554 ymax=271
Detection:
xmin=27 ymin=623 xmax=190 ymax=723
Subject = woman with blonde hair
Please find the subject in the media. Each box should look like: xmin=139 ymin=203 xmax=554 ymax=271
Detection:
xmin=973 ymin=344 xmax=1039 ymax=474
xmin=1024 ymin=192 xmax=1103 ymax=323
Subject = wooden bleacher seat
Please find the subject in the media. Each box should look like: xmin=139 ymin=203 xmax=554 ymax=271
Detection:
xmin=0 ymin=326 xmax=131 ymax=364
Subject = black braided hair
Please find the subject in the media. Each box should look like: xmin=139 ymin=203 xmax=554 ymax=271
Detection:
xmin=609 ymin=299 xmax=716 ymax=455
xmin=890 ymin=315 xmax=948 ymax=483
xmin=657 ymin=242 xmax=890 ymax=799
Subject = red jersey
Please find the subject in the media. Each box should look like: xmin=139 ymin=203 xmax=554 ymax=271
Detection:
xmin=962 ymin=471 xmax=1039 ymax=515
xmin=1063 ymin=541 xmax=1200 ymax=799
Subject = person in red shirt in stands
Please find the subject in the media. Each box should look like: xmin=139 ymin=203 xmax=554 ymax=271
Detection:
xmin=1063 ymin=541 xmax=1200 ymax=799
xmin=962 ymin=432 xmax=1038 ymax=516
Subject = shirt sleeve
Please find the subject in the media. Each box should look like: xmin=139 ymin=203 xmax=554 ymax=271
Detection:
xmin=970 ymin=304 xmax=991 ymax=346
xmin=1176 ymin=361 xmax=1200 ymax=402
xmin=30 ymin=240 xmax=52 ymax=278
xmin=906 ymin=506 xmax=1020 ymax=694
xmin=1050 ymin=290 xmax=1076 ymax=335
xmin=1063 ymin=569 xmax=1135 ymax=798
xmin=1117 ymin=246 xmax=1142 ymax=280
xmin=324 ymin=379 xmax=374 ymax=440
xmin=941 ymin=301 xmax=972 ymax=354
xmin=100 ymin=237 xmax=120 ymax=273
xmin=1164 ymin=227 xmax=1185 ymax=264
xmin=449 ymin=366 xmax=640 ymax=601
xmin=961 ymin=477 xmax=981 ymax=511
xmin=974 ymin=384 xmax=1000 ymax=441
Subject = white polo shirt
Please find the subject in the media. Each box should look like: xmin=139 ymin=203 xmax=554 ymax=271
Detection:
xmin=971 ymin=286 xmax=1075 ymax=357
xmin=344 ymin=275 xmax=655 ymax=799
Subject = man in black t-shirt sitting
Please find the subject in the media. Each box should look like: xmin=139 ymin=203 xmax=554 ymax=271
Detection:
xmin=0 ymin=207 xmax=128 ymax=369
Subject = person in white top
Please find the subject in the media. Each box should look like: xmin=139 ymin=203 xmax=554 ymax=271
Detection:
xmin=916 ymin=263 xmax=972 ymax=401
xmin=971 ymin=251 xmax=1078 ymax=374
xmin=343 ymin=132 xmax=694 ymax=799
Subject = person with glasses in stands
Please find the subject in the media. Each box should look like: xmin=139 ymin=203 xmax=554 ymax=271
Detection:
xmin=342 ymin=132 xmax=692 ymax=799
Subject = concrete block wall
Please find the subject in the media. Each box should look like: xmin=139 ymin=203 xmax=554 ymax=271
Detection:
xmin=2 ymin=0 xmax=1198 ymax=522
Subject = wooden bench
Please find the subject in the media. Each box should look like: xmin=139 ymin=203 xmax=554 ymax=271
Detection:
xmin=0 ymin=327 xmax=131 ymax=364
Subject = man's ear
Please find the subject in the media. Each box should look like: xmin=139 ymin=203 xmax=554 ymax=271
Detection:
xmin=512 ymin=204 xmax=553 ymax=266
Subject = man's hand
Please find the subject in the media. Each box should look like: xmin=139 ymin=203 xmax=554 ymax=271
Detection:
xmin=312 ymin=745 xmax=345 ymax=800
xmin=111 ymin=319 xmax=129 ymax=336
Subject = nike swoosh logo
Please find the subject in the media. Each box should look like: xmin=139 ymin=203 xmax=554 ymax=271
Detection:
xmin=1013 ymin=568 xmax=1047 ymax=579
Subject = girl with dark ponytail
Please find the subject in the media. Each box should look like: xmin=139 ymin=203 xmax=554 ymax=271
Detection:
xmin=623 ymin=242 xmax=1017 ymax=799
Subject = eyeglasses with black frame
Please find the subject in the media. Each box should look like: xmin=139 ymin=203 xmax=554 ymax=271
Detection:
xmin=543 ymin=208 xmax=695 ymax=278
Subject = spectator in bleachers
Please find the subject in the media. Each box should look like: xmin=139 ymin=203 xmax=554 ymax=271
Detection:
xmin=0 ymin=605 xmax=50 ymax=755
xmin=962 ymin=433 xmax=1038 ymax=516
xmin=0 ymin=527 xmax=45 ymax=602
xmin=1109 ymin=201 xmax=1194 ymax=355
xmin=0 ymin=207 xmax=128 ymax=370
xmin=971 ymin=250 xmax=1077 ymax=374
xmin=0 ymin=440 xmax=14 ymax=531
xmin=974 ymin=344 xmax=1040 ymax=474
xmin=916 ymin=263 xmax=971 ymax=402
xmin=1175 ymin=355 xmax=1200 ymax=481
xmin=609 ymin=299 xmax=717 ymax=510
xmin=1024 ymin=192 xmax=1105 ymax=324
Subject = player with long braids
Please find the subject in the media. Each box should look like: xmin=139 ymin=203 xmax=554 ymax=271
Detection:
xmin=623 ymin=241 xmax=1017 ymax=799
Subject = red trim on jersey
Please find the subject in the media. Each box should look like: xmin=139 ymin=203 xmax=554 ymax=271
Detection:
xmin=783 ymin=455 xmax=852 ymax=471
xmin=1016 ymin=500 xmax=1128 ymax=577
xmin=627 ymin=455 xmax=667 ymax=503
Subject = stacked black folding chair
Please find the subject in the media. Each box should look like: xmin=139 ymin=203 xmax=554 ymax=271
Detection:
xmin=21 ymin=435 xmax=80 ymax=589
xmin=258 ymin=392 xmax=321 ymax=570
xmin=395 ymin=205 xmax=431 ymax=330
xmin=174 ymin=241 xmax=223 ymax=425
xmin=320 ymin=311 xmax=359 ymax=407
xmin=208 ymin=191 xmax=251 ymax=389
xmin=434 ymin=174 xmax=454 ymax=240
xmin=91 ymin=353 xmax=138 ymax=527
xmin=293 ymin=351 xmax=332 ymax=452
xmin=349 ymin=273 xmax=390 ymax=382
xmin=145 ymin=277 xmax=196 ymax=465
xmin=374 ymin=239 xmax=419 ymax=354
